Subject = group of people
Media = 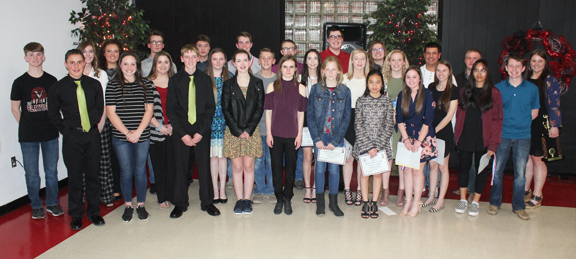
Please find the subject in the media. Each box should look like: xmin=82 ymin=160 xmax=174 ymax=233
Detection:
xmin=11 ymin=25 xmax=561 ymax=230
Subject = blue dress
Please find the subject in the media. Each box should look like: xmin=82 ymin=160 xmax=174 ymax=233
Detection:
xmin=210 ymin=76 xmax=226 ymax=157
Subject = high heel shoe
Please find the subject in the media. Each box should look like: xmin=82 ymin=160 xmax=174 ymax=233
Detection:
xmin=344 ymin=189 xmax=353 ymax=205
xmin=400 ymin=199 xmax=412 ymax=216
xmin=361 ymin=201 xmax=370 ymax=219
xmin=380 ymin=188 xmax=390 ymax=206
xmin=303 ymin=187 xmax=312 ymax=203
xmin=370 ymin=201 xmax=379 ymax=219
xmin=396 ymin=189 xmax=405 ymax=207
xmin=408 ymin=201 xmax=423 ymax=217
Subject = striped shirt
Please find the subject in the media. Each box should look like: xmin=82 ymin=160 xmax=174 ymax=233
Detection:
xmin=149 ymin=87 xmax=165 ymax=143
xmin=105 ymin=78 xmax=154 ymax=142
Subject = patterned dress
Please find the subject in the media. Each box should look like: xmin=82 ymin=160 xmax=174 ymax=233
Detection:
xmin=210 ymin=76 xmax=226 ymax=158
xmin=223 ymin=85 xmax=263 ymax=159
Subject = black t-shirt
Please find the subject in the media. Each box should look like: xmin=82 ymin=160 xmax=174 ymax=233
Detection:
xmin=430 ymin=85 xmax=459 ymax=128
xmin=10 ymin=72 xmax=59 ymax=142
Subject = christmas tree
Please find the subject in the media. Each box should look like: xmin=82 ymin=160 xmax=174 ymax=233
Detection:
xmin=365 ymin=0 xmax=439 ymax=65
xmin=69 ymin=0 xmax=150 ymax=58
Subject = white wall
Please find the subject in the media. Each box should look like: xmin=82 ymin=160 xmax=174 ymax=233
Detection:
xmin=0 ymin=0 xmax=84 ymax=206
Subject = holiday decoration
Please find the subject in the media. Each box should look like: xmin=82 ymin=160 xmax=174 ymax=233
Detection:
xmin=365 ymin=0 xmax=439 ymax=65
xmin=498 ymin=28 xmax=576 ymax=94
xmin=69 ymin=0 xmax=150 ymax=58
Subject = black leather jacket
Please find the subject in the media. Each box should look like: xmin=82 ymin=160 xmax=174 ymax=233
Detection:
xmin=221 ymin=74 xmax=265 ymax=137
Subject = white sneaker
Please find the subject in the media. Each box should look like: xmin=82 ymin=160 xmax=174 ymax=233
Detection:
xmin=468 ymin=202 xmax=479 ymax=216
xmin=455 ymin=200 xmax=468 ymax=214
xmin=253 ymin=194 xmax=264 ymax=204
xmin=266 ymin=194 xmax=277 ymax=204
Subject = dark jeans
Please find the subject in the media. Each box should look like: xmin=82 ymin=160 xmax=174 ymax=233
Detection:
xmin=62 ymin=128 xmax=101 ymax=218
xmin=172 ymin=132 xmax=213 ymax=208
xmin=149 ymin=136 xmax=175 ymax=203
xmin=20 ymin=139 xmax=59 ymax=209
xmin=270 ymin=136 xmax=297 ymax=203
xmin=458 ymin=149 xmax=489 ymax=195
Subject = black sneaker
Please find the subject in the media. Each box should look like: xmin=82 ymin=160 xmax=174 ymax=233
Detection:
xmin=233 ymin=200 xmax=243 ymax=214
xmin=136 ymin=206 xmax=149 ymax=221
xmin=284 ymin=200 xmax=293 ymax=215
xmin=46 ymin=205 xmax=64 ymax=216
xmin=242 ymin=200 xmax=253 ymax=214
xmin=122 ymin=206 xmax=134 ymax=222
xmin=32 ymin=208 xmax=44 ymax=219
xmin=149 ymin=184 xmax=157 ymax=194
xmin=274 ymin=201 xmax=283 ymax=215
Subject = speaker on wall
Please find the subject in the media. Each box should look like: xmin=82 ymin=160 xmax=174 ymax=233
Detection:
xmin=322 ymin=23 xmax=367 ymax=53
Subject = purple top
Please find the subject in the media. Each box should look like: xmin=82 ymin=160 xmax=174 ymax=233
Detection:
xmin=264 ymin=79 xmax=307 ymax=138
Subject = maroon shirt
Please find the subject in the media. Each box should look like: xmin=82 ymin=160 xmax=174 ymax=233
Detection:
xmin=263 ymin=79 xmax=307 ymax=138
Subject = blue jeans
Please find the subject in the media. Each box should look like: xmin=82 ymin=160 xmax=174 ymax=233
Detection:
xmin=314 ymin=134 xmax=340 ymax=195
xmin=112 ymin=137 xmax=150 ymax=203
xmin=490 ymin=138 xmax=530 ymax=211
xmin=254 ymin=136 xmax=274 ymax=195
xmin=147 ymin=153 xmax=155 ymax=184
xmin=20 ymin=139 xmax=59 ymax=209
xmin=295 ymin=148 xmax=304 ymax=181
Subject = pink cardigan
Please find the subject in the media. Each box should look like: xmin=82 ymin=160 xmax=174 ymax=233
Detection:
xmin=454 ymin=87 xmax=503 ymax=153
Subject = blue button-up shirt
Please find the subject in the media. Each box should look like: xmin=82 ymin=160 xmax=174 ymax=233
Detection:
xmin=495 ymin=78 xmax=539 ymax=139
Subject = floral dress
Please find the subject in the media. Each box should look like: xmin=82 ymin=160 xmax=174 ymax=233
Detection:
xmin=210 ymin=76 xmax=226 ymax=157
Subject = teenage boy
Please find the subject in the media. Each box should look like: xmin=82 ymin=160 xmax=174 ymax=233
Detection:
xmin=489 ymin=54 xmax=539 ymax=220
xmin=453 ymin=48 xmax=482 ymax=197
xmin=48 ymin=49 xmax=105 ymax=230
xmin=227 ymin=31 xmax=261 ymax=74
xmin=195 ymin=34 xmax=211 ymax=72
xmin=271 ymin=40 xmax=303 ymax=74
xmin=141 ymin=30 xmax=177 ymax=77
xmin=11 ymin=42 xmax=62 ymax=220
xmin=166 ymin=44 xmax=220 ymax=218
xmin=253 ymin=48 xmax=277 ymax=204
xmin=320 ymin=25 xmax=350 ymax=73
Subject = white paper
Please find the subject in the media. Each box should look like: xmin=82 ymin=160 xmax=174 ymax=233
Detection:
xmin=301 ymin=127 xmax=314 ymax=147
xmin=478 ymin=153 xmax=491 ymax=174
xmin=344 ymin=139 xmax=353 ymax=161
xmin=431 ymin=139 xmax=445 ymax=165
xmin=395 ymin=142 xmax=422 ymax=169
xmin=379 ymin=206 xmax=397 ymax=216
xmin=359 ymin=151 xmax=390 ymax=176
xmin=317 ymin=147 xmax=346 ymax=165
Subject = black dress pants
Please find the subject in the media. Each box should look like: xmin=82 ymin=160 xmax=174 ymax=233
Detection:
xmin=172 ymin=133 xmax=213 ymax=208
xmin=63 ymin=128 xmax=101 ymax=218
xmin=458 ymin=149 xmax=490 ymax=195
xmin=149 ymin=136 xmax=175 ymax=204
xmin=270 ymin=136 xmax=297 ymax=203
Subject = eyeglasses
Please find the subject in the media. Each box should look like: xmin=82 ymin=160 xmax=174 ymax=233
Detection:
xmin=150 ymin=41 xmax=163 ymax=46
xmin=282 ymin=47 xmax=296 ymax=52
xmin=372 ymin=48 xmax=384 ymax=52
xmin=473 ymin=69 xmax=487 ymax=74
xmin=328 ymin=35 xmax=342 ymax=40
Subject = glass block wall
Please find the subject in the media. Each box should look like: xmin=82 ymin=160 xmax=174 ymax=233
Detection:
xmin=285 ymin=0 xmax=439 ymax=62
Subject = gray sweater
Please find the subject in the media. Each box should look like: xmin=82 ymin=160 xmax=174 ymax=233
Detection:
xmin=352 ymin=94 xmax=395 ymax=160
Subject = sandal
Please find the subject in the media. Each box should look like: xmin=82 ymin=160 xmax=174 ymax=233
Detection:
xmin=344 ymin=189 xmax=353 ymax=205
xmin=525 ymin=195 xmax=542 ymax=209
xmin=524 ymin=189 xmax=532 ymax=203
xmin=370 ymin=201 xmax=379 ymax=218
xmin=303 ymin=187 xmax=312 ymax=203
xmin=396 ymin=189 xmax=405 ymax=207
xmin=379 ymin=188 xmax=389 ymax=206
xmin=311 ymin=187 xmax=317 ymax=203
xmin=429 ymin=204 xmax=445 ymax=213
xmin=423 ymin=198 xmax=437 ymax=207
xmin=354 ymin=190 xmax=363 ymax=206
xmin=106 ymin=203 xmax=114 ymax=208
xmin=361 ymin=201 xmax=370 ymax=219
xmin=159 ymin=201 xmax=170 ymax=208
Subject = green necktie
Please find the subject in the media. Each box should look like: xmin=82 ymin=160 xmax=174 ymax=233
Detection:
xmin=188 ymin=75 xmax=196 ymax=124
xmin=74 ymin=80 xmax=91 ymax=132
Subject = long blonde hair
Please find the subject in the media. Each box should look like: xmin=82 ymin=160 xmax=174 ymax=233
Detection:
xmin=382 ymin=49 xmax=410 ymax=85
xmin=345 ymin=49 xmax=370 ymax=80
xmin=401 ymin=66 xmax=425 ymax=116
xmin=77 ymin=41 xmax=101 ymax=78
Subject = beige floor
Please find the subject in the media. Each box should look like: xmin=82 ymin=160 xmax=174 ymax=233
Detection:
xmin=39 ymin=183 xmax=576 ymax=259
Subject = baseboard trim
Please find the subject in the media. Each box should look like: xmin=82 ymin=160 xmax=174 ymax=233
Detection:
xmin=0 ymin=178 xmax=68 ymax=217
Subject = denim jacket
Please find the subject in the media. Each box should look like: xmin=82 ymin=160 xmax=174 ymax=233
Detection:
xmin=306 ymin=82 xmax=351 ymax=147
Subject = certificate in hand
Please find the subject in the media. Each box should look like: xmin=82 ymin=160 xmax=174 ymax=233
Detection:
xmin=344 ymin=139 xmax=353 ymax=161
xmin=359 ymin=150 xmax=390 ymax=176
xmin=395 ymin=142 xmax=422 ymax=170
xmin=301 ymin=127 xmax=314 ymax=147
xmin=431 ymin=139 xmax=445 ymax=166
xmin=318 ymin=147 xmax=346 ymax=165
